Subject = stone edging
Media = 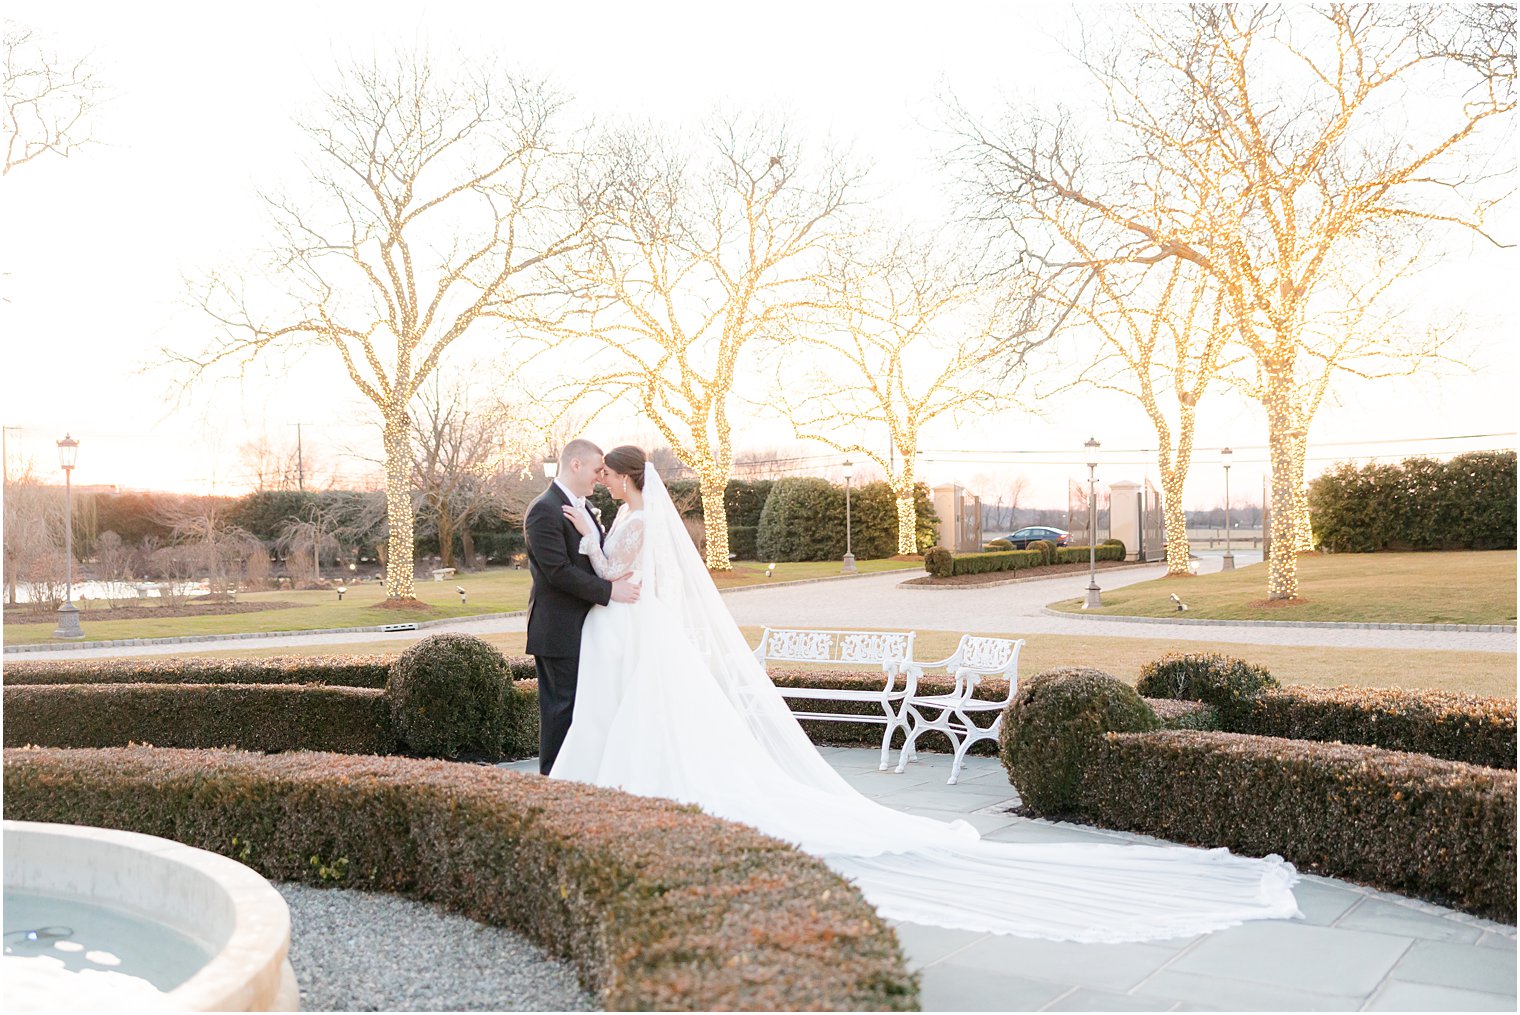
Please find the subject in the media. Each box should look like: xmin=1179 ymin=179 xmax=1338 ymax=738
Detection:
xmin=1039 ymin=606 xmax=1517 ymax=634
xmin=898 ymin=561 xmax=1159 ymax=590
xmin=716 ymin=568 xmax=920 ymax=595
xmin=1 ymin=611 xmax=528 ymax=655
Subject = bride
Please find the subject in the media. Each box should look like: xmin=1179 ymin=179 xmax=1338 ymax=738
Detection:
xmin=550 ymin=446 xmax=1301 ymax=941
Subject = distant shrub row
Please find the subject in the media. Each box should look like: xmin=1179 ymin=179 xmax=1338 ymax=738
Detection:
xmin=923 ymin=543 xmax=1124 ymax=578
xmin=1308 ymin=451 xmax=1517 ymax=552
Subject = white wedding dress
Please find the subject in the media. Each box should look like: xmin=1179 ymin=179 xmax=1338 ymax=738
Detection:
xmin=550 ymin=466 xmax=1301 ymax=941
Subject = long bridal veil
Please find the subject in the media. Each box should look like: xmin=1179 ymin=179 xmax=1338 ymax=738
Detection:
xmin=637 ymin=464 xmax=1301 ymax=941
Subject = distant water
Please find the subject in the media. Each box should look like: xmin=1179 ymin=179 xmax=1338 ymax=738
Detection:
xmin=3 ymin=888 xmax=212 ymax=1010
xmin=6 ymin=580 xmax=211 ymax=605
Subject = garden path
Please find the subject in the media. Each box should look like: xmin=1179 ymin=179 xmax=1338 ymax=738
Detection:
xmin=8 ymin=552 xmax=1513 ymax=658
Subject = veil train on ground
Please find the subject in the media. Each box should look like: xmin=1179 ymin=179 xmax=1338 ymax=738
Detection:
xmin=579 ymin=464 xmax=1302 ymax=941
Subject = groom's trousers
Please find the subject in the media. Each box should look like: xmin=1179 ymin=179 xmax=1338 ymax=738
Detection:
xmin=535 ymin=653 xmax=579 ymax=776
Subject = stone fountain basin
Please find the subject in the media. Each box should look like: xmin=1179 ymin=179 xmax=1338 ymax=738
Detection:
xmin=4 ymin=820 xmax=297 ymax=1011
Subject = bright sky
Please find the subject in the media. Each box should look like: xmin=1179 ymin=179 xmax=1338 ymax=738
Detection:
xmin=2 ymin=0 xmax=1514 ymax=510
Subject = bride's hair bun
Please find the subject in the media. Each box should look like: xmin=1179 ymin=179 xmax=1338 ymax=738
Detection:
xmin=604 ymin=445 xmax=647 ymax=491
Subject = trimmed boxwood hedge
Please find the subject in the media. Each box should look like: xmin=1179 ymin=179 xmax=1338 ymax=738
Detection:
xmin=3 ymin=664 xmax=1206 ymax=764
xmin=1085 ymin=730 xmax=1516 ymax=922
xmin=1240 ymin=685 xmax=1516 ymax=771
xmin=1 ymin=747 xmax=918 ymax=1011
xmin=1137 ymin=653 xmax=1516 ymax=770
xmin=2 ymin=655 xmax=399 ymax=687
xmin=1054 ymin=544 xmax=1126 ymax=565
xmin=3 ymin=683 xmax=396 ymax=754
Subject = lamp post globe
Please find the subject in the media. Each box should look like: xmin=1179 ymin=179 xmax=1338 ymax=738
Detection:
xmin=841 ymin=459 xmax=857 ymax=574
xmin=1221 ymin=447 xmax=1235 ymax=570
xmin=1083 ymin=437 xmax=1102 ymax=610
xmin=543 ymin=458 xmax=558 ymax=480
xmin=52 ymin=433 xmax=84 ymax=640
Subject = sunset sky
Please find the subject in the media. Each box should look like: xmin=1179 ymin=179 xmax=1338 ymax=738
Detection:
xmin=2 ymin=0 xmax=1514 ymax=509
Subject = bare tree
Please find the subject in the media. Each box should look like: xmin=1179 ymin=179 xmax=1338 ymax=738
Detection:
xmin=2 ymin=19 xmax=102 ymax=176
xmin=1042 ymin=256 xmax=1238 ymax=575
xmin=411 ymin=376 xmax=509 ymax=570
xmin=2 ymin=463 xmax=64 ymax=607
xmin=953 ymin=3 xmax=1514 ymax=598
xmin=542 ymin=115 xmax=862 ymax=569
xmin=154 ymin=495 xmax=261 ymax=599
xmin=175 ymin=53 xmax=591 ymax=600
xmin=775 ymin=232 xmax=1035 ymax=554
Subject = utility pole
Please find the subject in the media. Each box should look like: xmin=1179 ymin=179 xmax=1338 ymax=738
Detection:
xmin=291 ymin=422 xmax=306 ymax=492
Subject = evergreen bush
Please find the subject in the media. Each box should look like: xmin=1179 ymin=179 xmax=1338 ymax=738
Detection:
xmin=387 ymin=634 xmax=514 ymax=759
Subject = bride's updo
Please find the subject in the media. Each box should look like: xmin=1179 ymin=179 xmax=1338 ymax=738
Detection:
xmin=603 ymin=445 xmax=647 ymax=490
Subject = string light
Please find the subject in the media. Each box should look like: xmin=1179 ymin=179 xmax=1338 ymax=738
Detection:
xmin=969 ymin=5 xmax=1508 ymax=600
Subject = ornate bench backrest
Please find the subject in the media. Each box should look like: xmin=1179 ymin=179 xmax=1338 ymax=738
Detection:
xmin=960 ymin=635 xmax=1019 ymax=673
xmin=758 ymin=628 xmax=915 ymax=666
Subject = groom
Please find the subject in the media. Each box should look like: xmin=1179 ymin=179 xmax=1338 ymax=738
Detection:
xmin=523 ymin=439 xmax=641 ymax=775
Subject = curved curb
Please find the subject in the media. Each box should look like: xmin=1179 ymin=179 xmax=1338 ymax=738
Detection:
xmin=715 ymin=568 xmax=921 ymax=595
xmin=1039 ymin=606 xmax=1517 ymax=634
xmin=1 ymin=611 xmax=528 ymax=655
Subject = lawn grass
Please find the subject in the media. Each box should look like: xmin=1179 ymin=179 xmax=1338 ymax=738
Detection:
xmin=1047 ymin=551 xmax=1517 ymax=625
xmin=1 ymin=559 xmax=921 ymax=645
xmin=100 ymin=627 xmax=1517 ymax=700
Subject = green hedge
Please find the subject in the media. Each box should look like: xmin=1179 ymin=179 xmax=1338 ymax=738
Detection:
xmin=1 ymin=655 xmax=397 ymax=687
xmin=1308 ymin=451 xmax=1517 ymax=552
xmin=727 ymin=524 xmax=758 ymax=560
xmin=2 ymin=747 xmax=917 ymax=1011
xmin=922 ymin=548 xmax=1044 ymax=577
xmin=1241 ymin=685 xmax=1516 ymax=770
xmin=1055 ymin=544 xmax=1126 ymax=565
xmin=3 ymin=683 xmax=396 ymax=754
xmin=1137 ymin=653 xmax=1516 ymax=770
xmin=1086 ymin=731 xmax=1516 ymax=922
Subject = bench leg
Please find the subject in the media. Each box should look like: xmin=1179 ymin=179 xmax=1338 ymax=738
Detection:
xmin=878 ymin=718 xmax=900 ymax=771
xmin=893 ymin=708 xmax=923 ymax=774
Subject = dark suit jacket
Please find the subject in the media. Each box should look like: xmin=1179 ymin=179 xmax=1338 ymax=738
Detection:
xmin=524 ymin=483 xmax=612 ymax=656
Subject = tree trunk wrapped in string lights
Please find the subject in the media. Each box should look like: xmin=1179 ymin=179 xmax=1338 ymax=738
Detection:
xmin=954 ymin=4 xmax=1513 ymax=598
xmin=775 ymin=233 xmax=1036 ymax=555
xmin=176 ymin=55 xmax=590 ymax=600
xmin=540 ymin=116 xmax=860 ymax=570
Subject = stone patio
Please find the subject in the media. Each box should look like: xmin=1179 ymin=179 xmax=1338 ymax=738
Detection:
xmin=826 ymin=747 xmax=1518 ymax=1012
xmin=504 ymin=747 xmax=1517 ymax=1011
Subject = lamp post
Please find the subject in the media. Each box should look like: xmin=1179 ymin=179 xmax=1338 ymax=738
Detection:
xmin=1083 ymin=437 xmax=1102 ymax=609
xmin=52 ymin=434 xmax=84 ymax=640
xmin=543 ymin=457 xmax=559 ymax=480
xmin=1221 ymin=446 xmax=1235 ymax=570
xmin=841 ymin=459 xmax=857 ymax=574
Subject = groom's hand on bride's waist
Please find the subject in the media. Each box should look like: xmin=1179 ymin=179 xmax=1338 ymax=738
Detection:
xmin=610 ymin=572 xmax=642 ymax=603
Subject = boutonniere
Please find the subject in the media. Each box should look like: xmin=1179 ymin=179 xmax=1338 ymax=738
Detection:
xmin=588 ymin=503 xmax=603 ymax=523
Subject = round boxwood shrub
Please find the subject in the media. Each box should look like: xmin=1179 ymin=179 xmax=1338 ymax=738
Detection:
xmin=923 ymin=546 xmax=953 ymax=578
xmin=1027 ymin=539 xmax=1055 ymax=565
xmin=984 ymin=539 xmax=1014 ymax=552
xmin=1101 ymin=537 xmax=1126 ymax=558
xmin=1135 ymin=652 xmax=1279 ymax=727
xmin=387 ymin=634 xmax=514 ymax=759
xmin=999 ymin=667 xmax=1161 ymax=815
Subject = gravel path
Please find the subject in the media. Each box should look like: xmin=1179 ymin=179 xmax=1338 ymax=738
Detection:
xmin=276 ymin=881 xmax=596 ymax=1012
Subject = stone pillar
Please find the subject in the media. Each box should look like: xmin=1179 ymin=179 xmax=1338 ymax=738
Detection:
xmin=1108 ymin=479 xmax=1142 ymax=560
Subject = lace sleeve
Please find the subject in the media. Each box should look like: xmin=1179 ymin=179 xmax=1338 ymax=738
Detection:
xmin=581 ymin=511 xmax=644 ymax=579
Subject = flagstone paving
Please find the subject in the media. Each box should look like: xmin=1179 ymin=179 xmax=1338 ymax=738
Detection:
xmin=821 ymin=748 xmax=1518 ymax=1012
xmin=501 ymin=747 xmax=1516 ymax=1010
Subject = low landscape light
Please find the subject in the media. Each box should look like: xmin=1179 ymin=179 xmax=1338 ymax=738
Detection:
xmin=457 ymin=585 xmax=467 ymax=604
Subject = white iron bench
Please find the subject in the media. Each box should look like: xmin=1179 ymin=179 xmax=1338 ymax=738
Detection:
xmin=894 ymin=635 xmax=1025 ymax=785
xmin=753 ymin=627 xmax=917 ymax=772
